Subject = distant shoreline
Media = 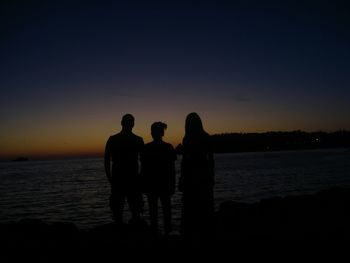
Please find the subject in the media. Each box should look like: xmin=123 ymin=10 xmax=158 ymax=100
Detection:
xmin=212 ymin=146 xmax=350 ymax=154
xmin=2 ymin=130 xmax=349 ymax=161
xmin=209 ymin=130 xmax=350 ymax=154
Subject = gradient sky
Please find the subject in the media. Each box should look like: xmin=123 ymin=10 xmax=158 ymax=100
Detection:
xmin=1 ymin=0 xmax=349 ymax=159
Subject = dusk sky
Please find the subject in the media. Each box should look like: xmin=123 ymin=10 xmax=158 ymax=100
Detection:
xmin=1 ymin=0 xmax=349 ymax=159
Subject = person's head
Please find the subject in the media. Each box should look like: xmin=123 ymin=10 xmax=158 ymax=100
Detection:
xmin=185 ymin=112 xmax=205 ymax=136
xmin=151 ymin=121 xmax=167 ymax=141
xmin=121 ymin=114 xmax=134 ymax=132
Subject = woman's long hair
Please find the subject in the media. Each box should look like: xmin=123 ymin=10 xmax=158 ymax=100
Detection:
xmin=184 ymin=112 xmax=206 ymax=138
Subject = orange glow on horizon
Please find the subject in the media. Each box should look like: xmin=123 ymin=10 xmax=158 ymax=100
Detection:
xmin=1 ymin=101 xmax=349 ymax=160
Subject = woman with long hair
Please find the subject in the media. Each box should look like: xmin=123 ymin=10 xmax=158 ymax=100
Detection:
xmin=179 ymin=112 xmax=215 ymax=245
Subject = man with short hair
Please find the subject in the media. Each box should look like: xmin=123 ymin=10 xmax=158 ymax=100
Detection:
xmin=141 ymin=121 xmax=177 ymax=235
xmin=104 ymin=114 xmax=144 ymax=224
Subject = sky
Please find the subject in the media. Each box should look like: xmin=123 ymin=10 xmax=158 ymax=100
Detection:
xmin=1 ymin=0 xmax=349 ymax=159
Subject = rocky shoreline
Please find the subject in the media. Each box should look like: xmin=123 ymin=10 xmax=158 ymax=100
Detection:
xmin=216 ymin=187 xmax=350 ymax=242
xmin=1 ymin=187 xmax=350 ymax=258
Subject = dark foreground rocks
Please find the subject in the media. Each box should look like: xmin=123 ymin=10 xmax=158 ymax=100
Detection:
xmin=1 ymin=187 xmax=350 ymax=259
xmin=215 ymin=187 xmax=350 ymax=242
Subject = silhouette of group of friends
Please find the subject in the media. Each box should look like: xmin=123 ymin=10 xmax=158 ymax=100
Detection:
xmin=104 ymin=112 xmax=215 ymax=242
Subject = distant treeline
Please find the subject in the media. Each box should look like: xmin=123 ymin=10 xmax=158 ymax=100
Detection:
xmin=209 ymin=130 xmax=350 ymax=153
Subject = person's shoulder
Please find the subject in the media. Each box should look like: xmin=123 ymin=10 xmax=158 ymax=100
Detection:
xmin=203 ymin=132 xmax=212 ymax=141
xmin=161 ymin=142 xmax=176 ymax=155
xmin=163 ymin=141 xmax=174 ymax=149
xmin=113 ymin=132 xmax=126 ymax=140
xmin=107 ymin=133 xmax=119 ymax=141
xmin=144 ymin=141 xmax=153 ymax=148
xmin=132 ymin=133 xmax=144 ymax=143
xmin=105 ymin=134 xmax=120 ymax=149
xmin=203 ymin=131 xmax=211 ymax=137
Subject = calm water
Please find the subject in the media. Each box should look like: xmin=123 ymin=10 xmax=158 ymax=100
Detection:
xmin=1 ymin=148 xmax=350 ymax=231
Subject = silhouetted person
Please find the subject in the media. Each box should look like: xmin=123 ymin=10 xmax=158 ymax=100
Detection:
xmin=141 ymin=122 xmax=176 ymax=235
xmin=104 ymin=114 xmax=144 ymax=225
xmin=178 ymin=112 xmax=215 ymax=245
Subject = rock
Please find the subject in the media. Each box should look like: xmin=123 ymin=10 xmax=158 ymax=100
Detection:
xmin=215 ymin=187 xmax=350 ymax=242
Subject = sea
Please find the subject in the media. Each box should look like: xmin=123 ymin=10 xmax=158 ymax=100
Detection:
xmin=1 ymin=148 xmax=350 ymax=233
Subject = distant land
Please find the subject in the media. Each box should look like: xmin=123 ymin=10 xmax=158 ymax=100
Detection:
xmin=175 ymin=130 xmax=350 ymax=154
xmin=209 ymin=130 xmax=350 ymax=153
xmin=2 ymin=130 xmax=349 ymax=162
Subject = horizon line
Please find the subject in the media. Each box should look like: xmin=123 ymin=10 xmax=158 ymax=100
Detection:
xmin=1 ymin=129 xmax=349 ymax=161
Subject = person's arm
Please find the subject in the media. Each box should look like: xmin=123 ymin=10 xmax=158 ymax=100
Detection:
xmin=139 ymin=141 xmax=145 ymax=177
xmin=138 ymin=137 xmax=145 ymax=169
xmin=178 ymin=149 xmax=185 ymax=193
xmin=104 ymin=137 xmax=112 ymax=184
xmin=207 ymin=137 xmax=215 ymax=186
xmin=169 ymin=145 xmax=177 ymax=195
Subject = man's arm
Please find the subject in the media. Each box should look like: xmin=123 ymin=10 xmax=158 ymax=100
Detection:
xmin=138 ymin=137 xmax=145 ymax=161
xmin=169 ymin=145 xmax=176 ymax=195
xmin=104 ymin=138 xmax=112 ymax=184
xmin=207 ymin=137 xmax=215 ymax=186
xmin=137 ymin=136 xmax=145 ymax=174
